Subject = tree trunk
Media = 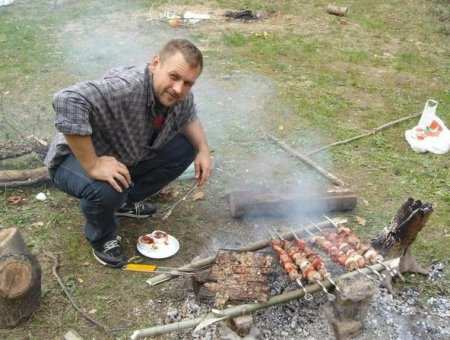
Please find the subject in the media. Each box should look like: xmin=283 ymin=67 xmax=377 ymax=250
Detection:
xmin=0 ymin=228 xmax=41 ymax=328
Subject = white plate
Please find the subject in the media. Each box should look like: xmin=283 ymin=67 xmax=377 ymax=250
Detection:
xmin=137 ymin=234 xmax=180 ymax=259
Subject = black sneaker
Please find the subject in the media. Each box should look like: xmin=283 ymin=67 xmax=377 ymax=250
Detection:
xmin=92 ymin=236 xmax=128 ymax=268
xmin=115 ymin=201 xmax=157 ymax=219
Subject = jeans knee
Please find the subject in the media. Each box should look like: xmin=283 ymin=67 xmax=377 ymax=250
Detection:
xmin=84 ymin=182 xmax=127 ymax=210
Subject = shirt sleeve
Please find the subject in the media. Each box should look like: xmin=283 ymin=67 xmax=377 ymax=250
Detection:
xmin=53 ymin=87 xmax=93 ymax=135
xmin=53 ymin=73 xmax=135 ymax=136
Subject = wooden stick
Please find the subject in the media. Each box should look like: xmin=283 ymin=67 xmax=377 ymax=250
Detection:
xmin=307 ymin=112 xmax=422 ymax=156
xmin=160 ymin=182 xmax=198 ymax=220
xmin=146 ymin=219 xmax=346 ymax=286
xmin=134 ymin=258 xmax=399 ymax=339
xmin=265 ymin=134 xmax=345 ymax=187
xmin=44 ymin=252 xmax=110 ymax=333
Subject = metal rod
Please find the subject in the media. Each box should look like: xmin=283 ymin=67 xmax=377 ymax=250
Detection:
xmin=296 ymin=278 xmax=313 ymax=301
xmin=356 ymin=268 xmax=378 ymax=282
xmin=367 ymin=265 xmax=385 ymax=280
xmin=160 ymin=182 xmax=197 ymax=220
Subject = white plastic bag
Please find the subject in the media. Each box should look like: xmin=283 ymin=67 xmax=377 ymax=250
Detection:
xmin=405 ymin=99 xmax=450 ymax=154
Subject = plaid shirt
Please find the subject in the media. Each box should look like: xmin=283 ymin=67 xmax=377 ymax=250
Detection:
xmin=45 ymin=65 xmax=197 ymax=169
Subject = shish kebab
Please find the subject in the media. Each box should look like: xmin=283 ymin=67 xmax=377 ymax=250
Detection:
xmin=267 ymin=230 xmax=313 ymax=300
xmin=322 ymin=216 xmax=403 ymax=280
xmin=269 ymin=229 xmax=336 ymax=299
xmin=305 ymin=225 xmax=381 ymax=282
xmin=309 ymin=218 xmax=392 ymax=280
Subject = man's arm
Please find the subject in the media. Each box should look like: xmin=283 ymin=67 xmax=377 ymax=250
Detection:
xmin=182 ymin=118 xmax=211 ymax=186
xmin=64 ymin=135 xmax=131 ymax=193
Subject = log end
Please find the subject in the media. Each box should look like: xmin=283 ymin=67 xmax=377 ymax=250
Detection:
xmin=0 ymin=257 xmax=33 ymax=299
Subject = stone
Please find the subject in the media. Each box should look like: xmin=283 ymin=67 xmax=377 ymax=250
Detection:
xmin=63 ymin=329 xmax=84 ymax=340
xmin=231 ymin=314 xmax=254 ymax=337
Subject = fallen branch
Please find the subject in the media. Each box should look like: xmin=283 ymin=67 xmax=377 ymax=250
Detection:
xmin=265 ymin=134 xmax=345 ymax=187
xmin=0 ymin=167 xmax=50 ymax=188
xmin=44 ymin=252 xmax=110 ymax=333
xmin=307 ymin=112 xmax=422 ymax=156
xmin=146 ymin=218 xmax=346 ymax=286
xmin=133 ymin=258 xmax=399 ymax=339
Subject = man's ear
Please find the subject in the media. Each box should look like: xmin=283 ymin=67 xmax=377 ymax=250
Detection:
xmin=149 ymin=56 xmax=160 ymax=72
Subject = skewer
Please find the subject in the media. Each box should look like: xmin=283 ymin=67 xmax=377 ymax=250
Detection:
xmin=296 ymin=278 xmax=313 ymax=301
xmin=272 ymin=227 xmax=335 ymax=299
xmin=267 ymin=228 xmax=314 ymax=300
xmin=309 ymin=220 xmax=379 ymax=283
xmin=323 ymin=215 xmax=402 ymax=280
xmin=290 ymin=227 xmax=342 ymax=293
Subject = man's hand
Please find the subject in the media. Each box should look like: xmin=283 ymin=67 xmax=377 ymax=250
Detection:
xmin=87 ymin=156 xmax=132 ymax=192
xmin=194 ymin=149 xmax=212 ymax=186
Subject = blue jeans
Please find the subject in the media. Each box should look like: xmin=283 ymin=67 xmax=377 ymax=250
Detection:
xmin=51 ymin=134 xmax=195 ymax=248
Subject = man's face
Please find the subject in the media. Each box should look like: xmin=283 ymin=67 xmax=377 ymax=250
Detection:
xmin=149 ymin=52 xmax=201 ymax=107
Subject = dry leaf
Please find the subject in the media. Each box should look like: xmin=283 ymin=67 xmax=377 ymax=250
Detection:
xmin=31 ymin=221 xmax=45 ymax=228
xmin=192 ymin=191 xmax=205 ymax=201
xmin=355 ymin=216 xmax=366 ymax=226
xmin=159 ymin=186 xmax=179 ymax=200
xmin=7 ymin=195 xmax=24 ymax=205
xmin=77 ymin=278 xmax=84 ymax=283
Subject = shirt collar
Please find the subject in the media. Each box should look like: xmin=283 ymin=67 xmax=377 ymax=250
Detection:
xmin=145 ymin=64 xmax=156 ymax=110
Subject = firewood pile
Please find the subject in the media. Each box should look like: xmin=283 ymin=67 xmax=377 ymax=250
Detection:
xmin=192 ymin=250 xmax=274 ymax=307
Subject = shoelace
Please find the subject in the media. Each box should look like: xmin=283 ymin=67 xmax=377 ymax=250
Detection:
xmin=134 ymin=201 xmax=146 ymax=216
xmin=103 ymin=239 xmax=120 ymax=252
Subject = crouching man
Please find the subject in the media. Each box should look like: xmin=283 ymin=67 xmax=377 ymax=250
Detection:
xmin=45 ymin=39 xmax=211 ymax=268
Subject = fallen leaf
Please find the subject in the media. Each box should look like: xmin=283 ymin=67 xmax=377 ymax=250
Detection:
xmin=159 ymin=186 xmax=179 ymax=200
xmin=355 ymin=216 xmax=366 ymax=226
xmin=88 ymin=309 xmax=97 ymax=314
xmin=192 ymin=191 xmax=205 ymax=201
xmin=31 ymin=221 xmax=45 ymax=227
xmin=77 ymin=278 xmax=84 ymax=283
xmin=7 ymin=195 xmax=24 ymax=205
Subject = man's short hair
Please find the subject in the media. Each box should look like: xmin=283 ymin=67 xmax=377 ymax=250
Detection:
xmin=159 ymin=39 xmax=203 ymax=71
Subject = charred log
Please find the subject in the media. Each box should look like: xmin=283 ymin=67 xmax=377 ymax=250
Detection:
xmin=228 ymin=187 xmax=357 ymax=218
xmin=372 ymin=197 xmax=433 ymax=282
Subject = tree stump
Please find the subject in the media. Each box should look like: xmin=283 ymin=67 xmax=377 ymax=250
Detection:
xmin=0 ymin=228 xmax=41 ymax=328
xmin=323 ymin=276 xmax=376 ymax=339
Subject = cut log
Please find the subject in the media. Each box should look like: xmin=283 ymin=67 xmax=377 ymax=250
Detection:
xmin=0 ymin=228 xmax=41 ymax=328
xmin=228 ymin=187 xmax=357 ymax=218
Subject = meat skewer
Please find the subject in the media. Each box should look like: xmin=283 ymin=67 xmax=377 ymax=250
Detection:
xmin=322 ymin=215 xmax=402 ymax=280
xmin=271 ymin=229 xmax=334 ymax=299
xmin=305 ymin=225 xmax=379 ymax=282
xmin=289 ymin=228 xmax=341 ymax=293
xmin=267 ymin=230 xmax=313 ymax=301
